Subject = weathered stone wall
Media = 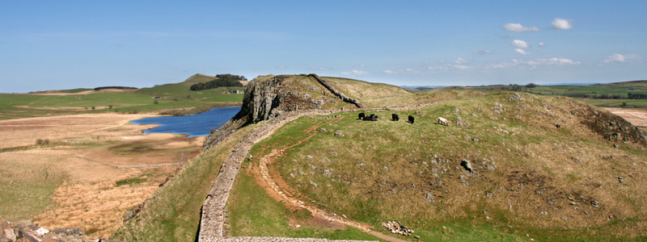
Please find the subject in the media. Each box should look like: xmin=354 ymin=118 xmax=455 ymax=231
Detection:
xmin=198 ymin=108 xmax=348 ymax=241
xmin=308 ymin=74 xmax=366 ymax=109
xmin=197 ymin=103 xmax=443 ymax=241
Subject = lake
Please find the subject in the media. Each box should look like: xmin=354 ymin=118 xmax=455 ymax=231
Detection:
xmin=130 ymin=106 xmax=241 ymax=137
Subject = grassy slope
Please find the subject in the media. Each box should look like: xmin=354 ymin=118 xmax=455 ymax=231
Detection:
xmin=111 ymin=123 xmax=257 ymax=242
xmin=227 ymin=119 xmax=382 ymax=240
xmin=234 ymin=91 xmax=647 ymax=241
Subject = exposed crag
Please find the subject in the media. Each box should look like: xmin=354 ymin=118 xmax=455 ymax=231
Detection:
xmin=204 ymin=74 xmax=361 ymax=151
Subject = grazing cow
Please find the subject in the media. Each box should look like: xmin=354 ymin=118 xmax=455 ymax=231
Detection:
xmin=408 ymin=115 xmax=415 ymax=124
xmin=363 ymin=114 xmax=378 ymax=121
xmin=392 ymin=114 xmax=399 ymax=121
xmin=358 ymin=113 xmax=365 ymax=120
xmin=438 ymin=117 xmax=449 ymax=126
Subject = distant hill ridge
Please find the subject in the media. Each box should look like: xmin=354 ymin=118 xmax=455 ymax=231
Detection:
xmin=183 ymin=73 xmax=249 ymax=86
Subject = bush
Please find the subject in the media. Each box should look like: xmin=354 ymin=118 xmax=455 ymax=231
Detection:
xmin=154 ymin=99 xmax=159 ymax=105
xmin=91 ymin=106 xmax=95 ymax=111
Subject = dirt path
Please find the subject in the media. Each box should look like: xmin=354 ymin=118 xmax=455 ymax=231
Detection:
xmin=254 ymin=117 xmax=407 ymax=242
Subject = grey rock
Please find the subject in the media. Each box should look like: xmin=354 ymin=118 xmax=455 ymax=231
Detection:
xmin=306 ymin=155 xmax=313 ymax=159
xmin=424 ymin=193 xmax=435 ymax=203
xmin=319 ymin=128 xmax=327 ymax=133
xmin=51 ymin=227 xmax=85 ymax=236
xmin=460 ymin=160 xmax=473 ymax=173
xmin=334 ymin=130 xmax=344 ymax=137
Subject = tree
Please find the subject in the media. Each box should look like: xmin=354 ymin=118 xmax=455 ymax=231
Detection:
xmin=621 ymin=102 xmax=627 ymax=108
xmin=525 ymin=83 xmax=537 ymax=88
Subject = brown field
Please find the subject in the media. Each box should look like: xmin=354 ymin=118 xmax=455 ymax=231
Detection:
xmin=606 ymin=107 xmax=647 ymax=127
xmin=0 ymin=113 xmax=205 ymax=238
xmin=29 ymin=88 xmax=138 ymax=95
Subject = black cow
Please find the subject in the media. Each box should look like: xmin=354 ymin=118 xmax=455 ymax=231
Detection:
xmin=408 ymin=115 xmax=415 ymax=124
xmin=363 ymin=114 xmax=378 ymax=121
xmin=392 ymin=114 xmax=399 ymax=121
xmin=358 ymin=113 xmax=365 ymax=120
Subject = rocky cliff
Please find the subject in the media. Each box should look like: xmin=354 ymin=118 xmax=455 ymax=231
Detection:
xmin=203 ymin=74 xmax=360 ymax=151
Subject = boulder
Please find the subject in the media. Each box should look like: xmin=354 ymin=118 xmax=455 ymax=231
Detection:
xmin=334 ymin=130 xmax=344 ymax=137
xmin=460 ymin=160 xmax=473 ymax=173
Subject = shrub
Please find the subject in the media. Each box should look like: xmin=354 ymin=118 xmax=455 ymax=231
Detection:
xmin=36 ymin=139 xmax=43 ymax=145
xmin=91 ymin=106 xmax=95 ymax=111
xmin=154 ymin=100 xmax=159 ymax=105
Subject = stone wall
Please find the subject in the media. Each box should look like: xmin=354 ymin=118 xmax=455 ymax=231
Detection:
xmin=308 ymin=74 xmax=366 ymax=109
xmin=197 ymin=102 xmax=444 ymax=241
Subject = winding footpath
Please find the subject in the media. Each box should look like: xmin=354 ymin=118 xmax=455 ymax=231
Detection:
xmin=198 ymin=98 xmax=437 ymax=241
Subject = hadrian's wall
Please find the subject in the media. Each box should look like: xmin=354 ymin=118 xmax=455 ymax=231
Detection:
xmin=198 ymin=103 xmax=439 ymax=241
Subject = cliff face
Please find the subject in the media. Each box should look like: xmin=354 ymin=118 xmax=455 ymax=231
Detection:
xmin=204 ymin=75 xmax=353 ymax=151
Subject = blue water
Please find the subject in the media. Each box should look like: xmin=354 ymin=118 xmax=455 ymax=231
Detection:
xmin=130 ymin=106 xmax=241 ymax=137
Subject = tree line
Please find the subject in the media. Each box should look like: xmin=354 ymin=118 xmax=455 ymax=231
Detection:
xmin=94 ymin=86 xmax=138 ymax=91
xmin=561 ymin=92 xmax=647 ymax=99
xmin=190 ymin=74 xmax=245 ymax=91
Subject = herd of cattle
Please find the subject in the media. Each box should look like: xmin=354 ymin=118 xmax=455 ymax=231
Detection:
xmin=357 ymin=112 xmax=450 ymax=126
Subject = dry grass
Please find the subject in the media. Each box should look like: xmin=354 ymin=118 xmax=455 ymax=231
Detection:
xmin=0 ymin=113 xmax=157 ymax=149
xmin=0 ymin=113 xmax=204 ymax=238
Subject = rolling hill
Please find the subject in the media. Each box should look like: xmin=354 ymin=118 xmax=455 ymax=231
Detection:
xmin=114 ymin=74 xmax=647 ymax=241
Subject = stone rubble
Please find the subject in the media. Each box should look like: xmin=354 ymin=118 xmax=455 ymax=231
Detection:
xmin=381 ymin=221 xmax=415 ymax=237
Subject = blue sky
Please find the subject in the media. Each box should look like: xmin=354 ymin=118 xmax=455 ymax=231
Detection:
xmin=1 ymin=0 xmax=646 ymax=92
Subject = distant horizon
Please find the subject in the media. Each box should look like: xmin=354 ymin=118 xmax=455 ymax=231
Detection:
xmin=7 ymin=72 xmax=645 ymax=94
xmin=2 ymin=1 xmax=646 ymax=93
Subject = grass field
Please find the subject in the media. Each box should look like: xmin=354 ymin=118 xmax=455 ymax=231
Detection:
xmin=234 ymin=91 xmax=647 ymax=241
xmin=470 ymin=80 xmax=647 ymax=110
xmin=0 ymin=74 xmax=244 ymax=120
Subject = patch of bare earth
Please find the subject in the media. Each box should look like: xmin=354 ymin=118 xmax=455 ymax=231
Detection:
xmin=0 ymin=113 xmax=205 ymax=238
xmin=606 ymin=108 xmax=647 ymax=127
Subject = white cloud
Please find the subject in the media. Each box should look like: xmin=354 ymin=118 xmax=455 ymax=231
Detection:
xmin=341 ymin=70 xmax=367 ymax=75
xmin=604 ymin=54 xmax=642 ymax=63
xmin=515 ymin=49 xmax=531 ymax=55
xmin=455 ymin=57 xmax=468 ymax=64
xmin=383 ymin=70 xmax=395 ymax=74
xmin=503 ymin=23 xmax=540 ymax=32
xmin=551 ymin=18 xmax=572 ymax=30
xmin=275 ymin=65 xmax=288 ymax=69
xmin=491 ymin=58 xmax=580 ymax=68
xmin=473 ymin=50 xmax=493 ymax=55
xmin=512 ymin=39 xmax=529 ymax=48
xmin=538 ymin=42 xmax=546 ymax=48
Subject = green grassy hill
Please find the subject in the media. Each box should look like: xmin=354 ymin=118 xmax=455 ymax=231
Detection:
xmin=113 ymin=75 xmax=647 ymax=241
xmin=235 ymin=92 xmax=647 ymax=241
xmin=0 ymin=74 xmax=244 ymax=120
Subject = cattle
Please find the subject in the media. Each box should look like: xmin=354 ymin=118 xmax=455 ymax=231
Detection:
xmin=392 ymin=114 xmax=399 ymax=121
xmin=363 ymin=114 xmax=378 ymax=121
xmin=438 ymin=117 xmax=449 ymax=126
xmin=358 ymin=113 xmax=365 ymax=120
xmin=408 ymin=115 xmax=415 ymax=124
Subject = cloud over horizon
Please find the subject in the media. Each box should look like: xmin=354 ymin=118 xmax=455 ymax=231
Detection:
xmin=512 ymin=39 xmax=529 ymax=48
xmin=604 ymin=54 xmax=642 ymax=63
xmin=503 ymin=23 xmax=540 ymax=32
xmin=515 ymin=49 xmax=531 ymax=55
xmin=341 ymin=70 xmax=368 ymax=75
xmin=552 ymin=18 xmax=573 ymax=30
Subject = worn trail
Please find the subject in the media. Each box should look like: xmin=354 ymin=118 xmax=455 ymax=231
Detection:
xmin=198 ymin=103 xmax=438 ymax=241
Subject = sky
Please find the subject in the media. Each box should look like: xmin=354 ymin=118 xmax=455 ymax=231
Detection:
xmin=1 ymin=0 xmax=646 ymax=93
